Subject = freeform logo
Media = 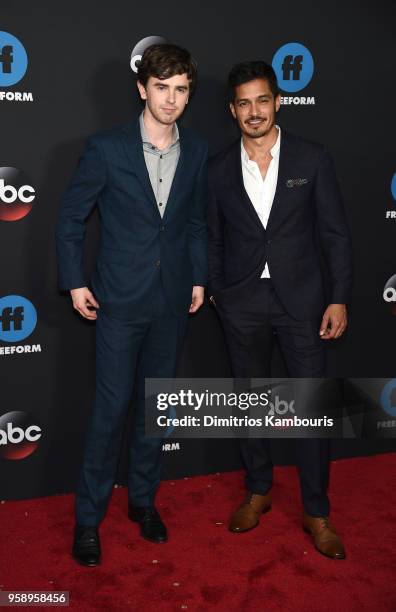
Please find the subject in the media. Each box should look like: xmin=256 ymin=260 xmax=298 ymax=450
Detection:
xmin=383 ymin=275 xmax=396 ymax=315
xmin=164 ymin=405 xmax=177 ymax=438
xmin=0 ymin=295 xmax=37 ymax=342
xmin=272 ymin=42 xmax=315 ymax=106
xmin=0 ymin=31 xmax=33 ymax=102
xmin=162 ymin=442 xmax=180 ymax=451
xmin=0 ymin=411 xmax=42 ymax=460
xmin=0 ymin=296 xmax=41 ymax=357
xmin=130 ymin=36 xmax=167 ymax=73
xmin=391 ymin=174 xmax=396 ymax=200
xmin=380 ymin=380 xmax=396 ymax=418
xmin=0 ymin=31 xmax=27 ymax=86
xmin=385 ymin=173 xmax=396 ymax=220
xmin=0 ymin=167 xmax=35 ymax=221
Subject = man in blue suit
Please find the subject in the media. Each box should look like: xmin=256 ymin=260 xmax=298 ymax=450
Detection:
xmin=56 ymin=44 xmax=208 ymax=566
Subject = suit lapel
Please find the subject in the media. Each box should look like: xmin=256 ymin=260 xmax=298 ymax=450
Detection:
xmin=162 ymin=126 xmax=192 ymax=221
xmin=120 ymin=119 xmax=160 ymax=217
xmin=229 ymin=131 xmax=297 ymax=235
xmin=121 ymin=119 xmax=192 ymax=221
xmin=266 ymin=130 xmax=296 ymax=234
xmin=229 ymin=140 xmax=265 ymax=231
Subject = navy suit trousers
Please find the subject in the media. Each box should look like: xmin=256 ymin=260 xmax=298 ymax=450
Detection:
xmin=75 ymin=281 xmax=188 ymax=527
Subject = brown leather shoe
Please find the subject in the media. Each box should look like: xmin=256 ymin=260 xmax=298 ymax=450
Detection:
xmin=303 ymin=513 xmax=346 ymax=559
xmin=229 ymin=492 xmax=271 ymax=533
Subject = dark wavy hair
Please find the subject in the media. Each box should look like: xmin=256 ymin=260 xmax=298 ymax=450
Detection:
xmin=137 ymin=43 xmax=197 ymax=95
xmin=228 ymin=61 xmax=279 ymax=101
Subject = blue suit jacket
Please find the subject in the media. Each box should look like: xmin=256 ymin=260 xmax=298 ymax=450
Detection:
xmin=56 ymin=118 xmax=208 ymax=317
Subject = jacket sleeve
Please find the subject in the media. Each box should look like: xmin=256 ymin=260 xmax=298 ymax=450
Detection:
xmin=207 ymin=166 xmax=225 ymax=296
xmin=187 ymin=144 xmax=209 ymax=286
xmin=314 ymin=149 xmax=353 ymax=304
xmin=55 ymin=136 xmax=107 ymax=291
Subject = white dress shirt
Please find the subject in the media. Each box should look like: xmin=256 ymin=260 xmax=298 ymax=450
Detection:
xmin=241 ymin=126 xmax=281 ymax=278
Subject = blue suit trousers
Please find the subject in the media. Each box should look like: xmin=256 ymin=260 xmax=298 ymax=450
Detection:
xmin=75 ymin=282 xmax=188 ymax=527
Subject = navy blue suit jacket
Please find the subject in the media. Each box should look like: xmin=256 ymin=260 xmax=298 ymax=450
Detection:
xmin=208 ymin=130 xmax=353 ymax=320
xmin=56 ymin=118 xmax=208 ymax=317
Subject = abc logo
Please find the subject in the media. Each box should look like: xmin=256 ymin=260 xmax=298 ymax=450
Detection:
xmin=0 ymin=167 xmax=35 ymax=221
xmin=0 ymin=31 xmax=28 ymax=87
xmin=272 ymin=42 xmax=314 ymax=92
xmin=0 ymin=295 xmax=37 ymax=342
xmin=0 ymin=411 xmax=42 ymax=460
xmin=383 ymin=275 xmax=396 ymax=316
xmin=383 ymin=275 xmax=396 ymax=315
xmin=130 ymin=36 xmax=167 ymax=73
xmin=267 ymin=395 xmax=295 ymax=416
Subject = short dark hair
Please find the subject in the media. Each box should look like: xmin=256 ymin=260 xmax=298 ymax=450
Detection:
xmin=137 ymin=43 xmax=197 ymax=95
xmin=228 ymin=61 xmax=279 ymax=101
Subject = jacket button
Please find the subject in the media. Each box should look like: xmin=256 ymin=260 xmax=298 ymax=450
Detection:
xmin=160 ymin=226 xmax=165 ymax=231
xmin=266 ymin=239 xmax=271 ymax=244
xmin=155 ymin=260 xmax=161 ymax=267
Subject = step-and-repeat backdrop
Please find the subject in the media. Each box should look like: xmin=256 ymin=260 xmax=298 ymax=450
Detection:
xmin=1 ymin=1 xmax=395 ymax=499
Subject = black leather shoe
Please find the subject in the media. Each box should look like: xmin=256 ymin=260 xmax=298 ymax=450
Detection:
xmin=72 ymin=525 xmax=101 ymax=566
xmin=128 ymin=505 xmax=168 ymax=543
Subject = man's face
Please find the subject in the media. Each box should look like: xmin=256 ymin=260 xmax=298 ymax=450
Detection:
xmin=137 ymin=73 xmax=190 ymax=125
xmin=230 ymin=78 xmax=280 ymax=139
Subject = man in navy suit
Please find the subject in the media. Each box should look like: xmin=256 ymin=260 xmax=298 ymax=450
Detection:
xmin=56 ymin=44 xmax=208 ymax=566
xmin=208 ymin=62 xmax=352 ymax=559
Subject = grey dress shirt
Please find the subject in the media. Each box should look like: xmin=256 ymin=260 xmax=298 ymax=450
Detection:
xmin=139 ymin=112 xmax=180 ymax=218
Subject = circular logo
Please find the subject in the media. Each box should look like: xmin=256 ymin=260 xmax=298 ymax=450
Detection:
xmin=380 ymin=380 xmax=396 ymax=418
xmin=383 ymin=275 xmax=396 ymax=300
xmin=0 ymin=31 xmax=28 ymax=87
xmin=383 ymin=275 xmax=396 ymax=316
xmin=0 ymin=411 xmax=42 ymax=460
xmin=0 ymin=167 xmax=35 ymax=221
xmin=391 ymin=173 xmax=396 ymax=201
xmin=272 ymin=42 xmax=314 ymax=92
xmin=130 ymin=36 xmax=167 ymax=73
xmin=0 ymin=295 xmax=37 ymax=342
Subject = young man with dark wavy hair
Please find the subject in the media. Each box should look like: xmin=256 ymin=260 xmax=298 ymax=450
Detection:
xmin=56 ymin=43 xmax=208 ymax=566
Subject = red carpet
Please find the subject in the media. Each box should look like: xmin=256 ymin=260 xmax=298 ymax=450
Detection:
xmin=1 ymin=454 xmax=396 ymax=611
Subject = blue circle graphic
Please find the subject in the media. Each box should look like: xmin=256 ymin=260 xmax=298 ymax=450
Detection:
xmin=391 ymin=173 xmax=396 ymax=201
xmin=272 ymin=42 xmax=314 ymax=93
xmin=380 ymin=379 xmax=396 ymax=418
xmin=0 ymin=295 xmax=37 ymax=343
xmin=0 ymin=31 xmax=28 ymax=87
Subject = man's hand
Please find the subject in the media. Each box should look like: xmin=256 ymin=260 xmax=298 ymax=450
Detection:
xmin=70 ymin=287 xmax=99 ymax=320
xmin=189 ymin=286 xmax=204 ymax=313
xmin=319 ymin=304 xmax=347 ymax=340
